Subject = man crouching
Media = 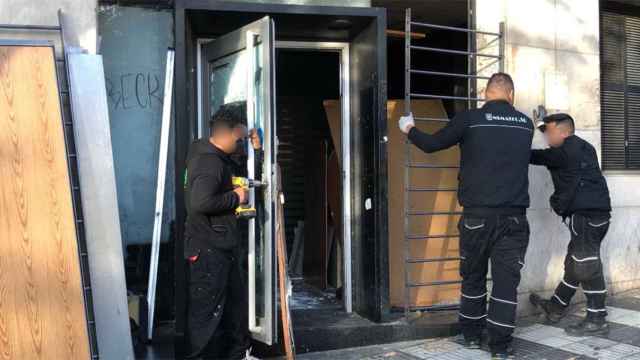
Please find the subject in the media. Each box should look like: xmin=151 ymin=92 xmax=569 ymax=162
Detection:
xmin=529 ymin=113 xmax=612 ymax=336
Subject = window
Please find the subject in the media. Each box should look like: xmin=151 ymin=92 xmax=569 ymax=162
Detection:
xmin=601 ymin=8 xmax=640 ymax=170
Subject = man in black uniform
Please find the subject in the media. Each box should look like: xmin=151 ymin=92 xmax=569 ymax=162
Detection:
xmin=528 ymin=113 xmax=612 ymax=336
xmin=399 ymin=73 xmax=533 ymax=359
xmin=184 ymin=103 xmax=260 ymax=359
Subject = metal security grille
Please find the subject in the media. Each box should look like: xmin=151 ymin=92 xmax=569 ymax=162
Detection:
xmin=601 ymin=10 xmax=640 ymax=170
xmin=402 ymin=8 xmax=504 ymax=316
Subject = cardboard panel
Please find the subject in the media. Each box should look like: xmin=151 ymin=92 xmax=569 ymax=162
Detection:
xmin=387 ymin=100 xmax=462 ymax=308
xmin=0 ymin=46 xmax=90 ymax=359
xmin=323 ymin=99 xmax=341 ymax=163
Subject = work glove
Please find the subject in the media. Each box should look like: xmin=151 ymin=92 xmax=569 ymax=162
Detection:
xmin=398 ymin=112 xmax=415 ymax=134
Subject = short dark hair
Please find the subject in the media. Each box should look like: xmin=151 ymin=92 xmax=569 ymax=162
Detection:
xmin=486 ymin=72 xmax=514 ymax=93
xmin=540 ymin=113 xmax=575 ymax=134
xmin=209 ymin=101 xmax=247 ymax=135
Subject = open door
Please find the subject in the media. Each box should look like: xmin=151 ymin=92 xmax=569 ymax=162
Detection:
xmin=201 ymin=17 xmax=277 ymax=345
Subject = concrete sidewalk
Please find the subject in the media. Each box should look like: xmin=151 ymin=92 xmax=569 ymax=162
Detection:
xmin=295 ymin=290 xmax=640 ymax=360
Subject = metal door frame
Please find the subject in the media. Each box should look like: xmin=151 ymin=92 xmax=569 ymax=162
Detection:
xmin=275 ymin=40 xmax=352 ymax=313
xmin=197 ymin=39 xmax=353 ymax=313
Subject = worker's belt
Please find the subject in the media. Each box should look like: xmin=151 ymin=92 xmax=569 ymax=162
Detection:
xmin=463 ymin=207 xmax=526 ymax=216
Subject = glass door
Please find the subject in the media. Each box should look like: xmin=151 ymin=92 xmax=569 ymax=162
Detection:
xmin=201 ymin=16 xmax=277 ymax=345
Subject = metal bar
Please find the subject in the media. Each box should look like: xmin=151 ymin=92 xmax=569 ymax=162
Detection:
xmin=411 ymin=45 xmax=501 ymax=59
xmin=468 ymin=0 xmax=478 ymax=110
xmin=499 ymin=22 xmax=506 ymax=73
xmin=0 ymin=24 xmax=61 ymax=31
xmin=409 ymin=304 xmax=460 ymax=312
xmin=477 ymin=36 xmax=500 ymax=52
xmin=247 ymin=31 xmax=258 ymax=335
xmin=409 ymin=21 xmax=501 ymax=37
xmin=57 ymin=11 xmax=99 ymax=357
xmin=477 ymin=59 xmax=500 ymax=74
xmin=410 ymin=93 xmax=486 ymax=102
xmin=407 ymin=234 xmax=459 ymax=240
xmin=408 ymin=211 xmax=463 ymax=216
xmin=407 ymin=163 xmax=459 ymax=169
xmin=414 ymin=116 xmax=450 ymax=122
xmin=408 ymin=187 xmax=457 ymax=192
xmin=408 ymin=280 xmax=463 ymax=287
xmin=146 ymin=49 xmax=175 ymax=340
xmin=402 ymin=6 xmax=412 ymax=323
xmin=410 ymin=69 xmax=491 ymax=80
xmin=407 ymin=257 xmax=461 ymax=264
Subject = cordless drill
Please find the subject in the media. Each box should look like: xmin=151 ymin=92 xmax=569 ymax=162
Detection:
xmin=232 ymin=177 xmax=267 ymax=219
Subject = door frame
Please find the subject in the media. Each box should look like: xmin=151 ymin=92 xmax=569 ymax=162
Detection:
xmin=275 ymin=41 xmax=352 ymax=313
xmin=196 ymin=39 xmax=353 ymax=313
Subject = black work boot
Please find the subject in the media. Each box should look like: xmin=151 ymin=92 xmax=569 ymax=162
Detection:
xmin=565 ymin=317 xmax=609 ymax=336
xmin=530 ymin=293 xmax=569 ymax=323
xmin=463 ymin=336 xmax=482 ymax=349
xmin=491 ymin=346 xmax=515 ymax=360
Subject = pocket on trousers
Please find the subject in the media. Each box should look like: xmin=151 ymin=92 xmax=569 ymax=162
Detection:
xmin=462 ymin=218 xmax=486 ymax=231
xmin=586 ymin=214 xmax=610 ymax=245
xmin=458 ymin=217 xmax=486 ymax=277
xmin=209 ymin=216 xmax=237 ymax=250
xmin=571 ymin=252 xmax=601 ymax=282
xmin=189 ymin=250 xmax=231 ymax=319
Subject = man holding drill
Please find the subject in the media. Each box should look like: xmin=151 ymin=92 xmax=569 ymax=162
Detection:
xmin=184 ymin=103 xmax=261 ymax=359
xmin=529 ymin=113 xmax=612 ymax=336
xmin=399 ymin=73 xmax=533 ymax=359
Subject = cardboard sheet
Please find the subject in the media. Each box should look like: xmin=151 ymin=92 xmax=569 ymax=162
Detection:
xmin=387 ymin=100 xmax=462 ymax=308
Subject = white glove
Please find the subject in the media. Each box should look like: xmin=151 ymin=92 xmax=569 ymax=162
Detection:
xmin=398 ymin=112 xmax=415 ymax=134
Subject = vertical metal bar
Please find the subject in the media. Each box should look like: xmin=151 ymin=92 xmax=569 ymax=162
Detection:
xmin=339 ymin=44 xmax=353 ymax=313
xmin=467 ymin=2 xmax=472 ymax=111
xmin=499 ymin=22 xmax=506 ymax=73
xmin=403 ymin=7 xmax=412 ymax=320
xmin=246 ymin=30 xmax=258 ymax=335
xmin=623 ymin=17 xmax=629 ymax=169
xmin=58 ymin=10 xmax=99 ymax=358
xmin=468 ymin=0 xmax=478 ymax=110
xmin=147 ymin=49 xmax=175 ymax=340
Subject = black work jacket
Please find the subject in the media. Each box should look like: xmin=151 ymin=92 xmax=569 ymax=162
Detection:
xmin=408 ymin=100 xmax=534 ymax=211
xmin=184 ymin=139 xmax=240 ymax=256
xmin=531 ymin=135 xmax=611 ymax=216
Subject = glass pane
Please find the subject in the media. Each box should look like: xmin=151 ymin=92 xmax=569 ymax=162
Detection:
xmin=207 ymin=51 xmax=247 ymax=132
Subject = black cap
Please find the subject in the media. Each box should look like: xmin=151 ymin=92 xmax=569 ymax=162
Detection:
xmin=537 ymin=113 xmax=574 ymax=133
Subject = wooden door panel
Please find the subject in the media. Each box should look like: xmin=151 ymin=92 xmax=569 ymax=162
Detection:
xmin=0 ymin=45 xmax=91 ymax=359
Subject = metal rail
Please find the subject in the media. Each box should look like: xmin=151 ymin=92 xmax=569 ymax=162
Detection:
xmin=410 ymin=93 xmax=486 ymax=102
xmin=411 ymin=45 xmax=501 ymax=58
xmin=402 ymin=8 xmax=505 ymax=317
xmin=411 ymin=69 xmax=492 ymax=80
xmin=0 ymin=24 xmax=62 ymax=31
xmin=414 ymin=116 xmax=450 ymax=122
xmin=410 ymin=20 xmax=501 ymax=37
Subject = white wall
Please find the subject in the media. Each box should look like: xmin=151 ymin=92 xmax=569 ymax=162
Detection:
xmin=1 ymin=0 xmax=97 ymax=54
xmin=476 ymin=0 xmax=640 ymax=314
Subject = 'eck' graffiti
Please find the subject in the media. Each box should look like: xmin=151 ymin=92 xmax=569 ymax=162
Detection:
xmin=105 ymin=72 xmax=163 ymax=110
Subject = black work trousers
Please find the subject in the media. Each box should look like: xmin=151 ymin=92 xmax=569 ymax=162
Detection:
xmin=550 ymin=212 xmax=610 ymax=319
xmin=186 ymin=247 xmax=250 ymax=359
xmin=458 ymin=210 xmax=530 ymax=352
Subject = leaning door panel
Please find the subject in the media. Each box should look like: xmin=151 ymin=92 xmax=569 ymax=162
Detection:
xmin=202 ymin=16 xmax=277 ymax=345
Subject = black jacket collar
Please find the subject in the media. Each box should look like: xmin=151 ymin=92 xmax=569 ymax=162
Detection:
xmin=482 ymin=99 xmax=512 ymax=109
